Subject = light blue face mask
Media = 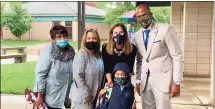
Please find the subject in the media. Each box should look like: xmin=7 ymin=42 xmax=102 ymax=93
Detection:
xmin=127 ymin=27 xmax=132 ymax=31
xmin=56 ymin=39 xmax=68 ymax=48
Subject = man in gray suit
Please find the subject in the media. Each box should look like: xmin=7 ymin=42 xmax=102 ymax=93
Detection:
xmin=134 ymin=4 xmax=184 ymax=109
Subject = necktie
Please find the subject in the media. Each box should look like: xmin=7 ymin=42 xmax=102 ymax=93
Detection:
xmin=144 ymin=29 xmax=150 ymax=50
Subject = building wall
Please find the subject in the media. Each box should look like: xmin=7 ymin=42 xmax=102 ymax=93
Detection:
xmin=0 ymin=27 xmax=3 ymax=40
xmin=72 ymin=21 xmax=111 ymax=41
xmin=170 ymin=2 xmax=184 ymax=42
xmin=3 ymin=21 xmax=52 ymax=40
xmin=85 ymin=21 xmax=111 ymax=40
xmin=3 ymin=21 xmax=111 ymax=41
xmin=71 ymin=21 xmax=78 ymax=41
xmin=3 ymin=27 xmax=30 ymax=40
xmin=210 ymin=2 xmax=214 ymax=106
xmin=30 ymin=22 xmax=53 ymax=40
xmin=171 ymin=1 xmax=214 ymax=105
xmin=171 ymin=1 xmax=214 ymax=77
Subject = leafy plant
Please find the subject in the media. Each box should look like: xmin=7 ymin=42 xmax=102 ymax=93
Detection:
xmin=1 ymin=2 xmax=33 ymax=41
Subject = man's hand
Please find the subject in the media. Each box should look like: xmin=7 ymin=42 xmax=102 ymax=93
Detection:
xmin=132 ymin=100 xmax=137 ymax=109
xmin=170 ymin=83 xmax=180 ymax=97
xmin=136 ymin=84 xmax=141 ymax=96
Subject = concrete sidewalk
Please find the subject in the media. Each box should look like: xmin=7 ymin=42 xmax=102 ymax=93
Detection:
xmin=1 ymin=77 xmax=214 ymax=109
xmin=134 ymin=77 xmax=213 ymax=109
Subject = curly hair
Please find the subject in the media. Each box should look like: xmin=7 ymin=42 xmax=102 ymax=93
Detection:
xmin=49 ymin=25 xmax=68 ymax=40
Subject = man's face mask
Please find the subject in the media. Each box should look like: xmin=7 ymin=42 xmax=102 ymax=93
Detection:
xmin=114 ymin=75 xmax=128 ymax=85
xmin=137 ymin=14 xmax=152 ymax=29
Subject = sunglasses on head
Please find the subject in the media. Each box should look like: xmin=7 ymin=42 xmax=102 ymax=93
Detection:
xmin=85 ymin=28 xmax=98 ymax=32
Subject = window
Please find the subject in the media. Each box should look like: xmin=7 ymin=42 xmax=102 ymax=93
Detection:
xmin=65 ymin=21 xmax=73 ymax=39
xmin=52 ymin=21 xmax=61 ymax=26
xmin=66 ymin=27 xmax=72 ymax=39
xmin=65 ymin=21 xmax=72 ymax=27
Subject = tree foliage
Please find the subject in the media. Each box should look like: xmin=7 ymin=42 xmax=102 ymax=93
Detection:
xmin=94 ymin=2 xmax=170 ymax=31
xmin=1 ymin=2 xmax=33 ymax=40
xmin=95 ymin=2 xmax=135 ymax=24
xmin=151 ymin=7 xmax=170 ymax=23
xmin=95 ymin=2 xmax=114 ymax=10
xmin=1 ymin=2 xmax=7 ymax=26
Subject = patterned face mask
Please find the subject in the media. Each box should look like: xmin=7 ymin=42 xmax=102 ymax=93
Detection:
xmin=137 ymin=14 xmax=152 ymax=29
xmin=114 ymin=75 xmax=128 ymax=85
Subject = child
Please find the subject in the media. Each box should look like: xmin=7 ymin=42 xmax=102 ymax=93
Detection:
xmin=96 ymin=62 xmax=135 ymax=109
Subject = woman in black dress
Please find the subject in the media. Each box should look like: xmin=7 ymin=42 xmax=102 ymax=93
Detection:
xmin=102 ymin=23 xmax=137 ymax=87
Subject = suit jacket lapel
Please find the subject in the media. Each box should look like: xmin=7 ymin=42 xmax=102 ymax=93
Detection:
xmin=146 ymin=22 xmax=158 ymax=58
xmin=137 ymin=29 xmax=147 ymax=58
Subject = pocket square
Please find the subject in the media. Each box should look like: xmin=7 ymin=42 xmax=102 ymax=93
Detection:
xmin=153 ymin=40 xmax=161 ymax=43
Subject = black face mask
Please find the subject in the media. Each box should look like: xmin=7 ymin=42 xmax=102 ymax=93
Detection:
xmin=85 ymin=42 xmax=99 ymax=50
xmin=113 ymin=34 xmax=125 ymax=45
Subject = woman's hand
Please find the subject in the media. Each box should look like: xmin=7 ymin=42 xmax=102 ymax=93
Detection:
xmin=106 ymin=81 xmax=113 ymax=88
xmin=106 ymin=73 xmax=113 ymax=88
xmin=83 ymin=95 xmax=93 ymax=105
xmin=34 ymin=93 xmax=44 ymax=107
xmin=98 ymin=89 xmax=107 ymax=98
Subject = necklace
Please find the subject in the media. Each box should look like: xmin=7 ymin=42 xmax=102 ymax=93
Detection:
xmin=114 ymin=48 xmax=125 ymax=56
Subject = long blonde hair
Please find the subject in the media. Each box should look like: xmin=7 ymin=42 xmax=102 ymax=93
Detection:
xmin=81 ymin=29 xmax=101 ymax=57
xmin=106 ymin=23 xmax=133 ymax=55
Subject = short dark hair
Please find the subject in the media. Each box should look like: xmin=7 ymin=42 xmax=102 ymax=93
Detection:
xmin=50 ymin=25 xmax=68 ymax=40
xmin=136 ymin=4 xmax=150 ymax=10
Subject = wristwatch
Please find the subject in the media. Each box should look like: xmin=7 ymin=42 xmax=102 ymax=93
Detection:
xmin=174 ymin=81 xmax=180 ymax=85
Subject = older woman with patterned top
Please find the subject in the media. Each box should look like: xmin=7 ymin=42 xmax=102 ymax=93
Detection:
xmin=33 ymin=25 xmax=75 ymax=109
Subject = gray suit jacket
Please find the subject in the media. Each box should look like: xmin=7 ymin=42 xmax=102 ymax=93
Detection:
xmin=134 ymin=21 xmax=184 ymax=93
xmin=69 ymin=49 xmax=104 ymax=103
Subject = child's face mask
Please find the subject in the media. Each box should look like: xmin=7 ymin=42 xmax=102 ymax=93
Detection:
xmin=114 ymin=75 xmax=128 ymax=85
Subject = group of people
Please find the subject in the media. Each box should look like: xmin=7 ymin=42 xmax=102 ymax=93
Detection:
xmin=33 ymin=4 xmax=184 ymax=109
